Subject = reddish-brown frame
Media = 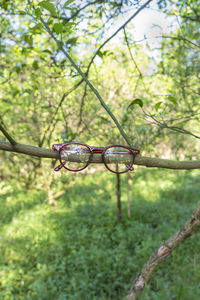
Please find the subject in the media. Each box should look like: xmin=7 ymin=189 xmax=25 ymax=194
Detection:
xmin=52 ymin=142 xmax=140 ymax=174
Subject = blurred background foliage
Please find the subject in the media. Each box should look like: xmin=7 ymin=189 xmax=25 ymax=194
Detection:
xmin=0 ymin=0 xmax=200 ymax=299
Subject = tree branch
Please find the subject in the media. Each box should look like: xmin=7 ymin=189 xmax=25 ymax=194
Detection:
xmin=77 ymin=0 xmax=152 ymax=127
xmin=62 ymin=0 xmax=102 ymax=24
xmin=158 ymin=35 xmax=200 ymax=49
xmin=29 ymin=0 xmax=152 ymax=149
xmin=127 ymin=202 xmax=200 ymax=300
xmin=168 ymin=13 xmax=200 ymax=23
xmin=1 ymin=141 xmax=200 ymax=170
xmin=78 ymin=82 xmax=88 ymax=127
xmin=86 ymin=0 xmax=153 ymax=74
xmin=33 ymin=6 xmax=134 ymax=149
xmin=123 ymin=28 xmax=148 ymax=94
xmin=0 ymin=123 xmax=17 ymax=146
xmin=147 ymin=114 xmax=200 ymax=139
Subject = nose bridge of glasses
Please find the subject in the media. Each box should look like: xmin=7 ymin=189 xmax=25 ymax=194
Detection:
xmin=133 ymin=149 xmax=140 ymax=154
xmin=52 ymin=144 xmax=63 ymax=151
xmin=91 ymin=147 xmax=105 ymax=154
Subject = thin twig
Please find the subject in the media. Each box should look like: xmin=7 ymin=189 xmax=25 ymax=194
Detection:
xmin=78 ymin=82 xmax=88 ymax=127
xmin=116 ymin=172 xmax=121 ymax=223
xmin=39 ymin=80 xmax=83 ymax=147
xmin=86 ymin=0 xmax=153 ymax=75
xmin=0 ymin=123 xmax=17 ymax=146
xmin=123 ymin=28 xmax=148 ymax=95
xmin=156 ymin=35 xmax=200 ymax=49
xmin=62 ymin=0 xmax=102 ymax=24
xmin=148 ymin=115 xmax=200 ymax=139
xmin=127 ymin=172 xmax=131 ymax=218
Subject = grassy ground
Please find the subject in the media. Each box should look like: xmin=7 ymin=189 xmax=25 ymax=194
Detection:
xmin=0 ymin=168 xmax=200 ymax=300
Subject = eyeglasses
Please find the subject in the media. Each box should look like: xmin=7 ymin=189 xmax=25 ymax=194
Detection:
xmin=52 ymin=142 xmax=140 ymax=174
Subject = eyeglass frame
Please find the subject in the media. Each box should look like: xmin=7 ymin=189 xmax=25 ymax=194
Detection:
xmin=52 ymin=142 xmax=140 ymax=174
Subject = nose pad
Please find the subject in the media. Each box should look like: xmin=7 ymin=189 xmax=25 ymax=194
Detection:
xmin=54 ymin=166 xmax=61 ymax=172
xmin=54 ymin=164 xmax=64 ymax=172
xmin=125 ymin=164 xmax=134 ymax=171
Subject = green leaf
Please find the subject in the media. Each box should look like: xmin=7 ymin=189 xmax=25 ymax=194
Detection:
xmin=63 ymin=0 xmax=75 ymax=8
xmin=128 ymin=98 xmax=143 ymax=109
xmin=19 ymin=89 xmax=32 ymax=96
xmin=167 ymin=95 xmax=177 ymax=105
xmin=18 ymin=10 xmax=27 ymax=15
xmin=35 ymin=8 xmax=41 ymax=18
xmin=12 ymin=89 xmax=20 ymax=96
xmin=15 ymin=66 xmax=21 ymax=74
xmin=53 ymin=23 xmax=63 ymax=34
xmin=66 ymin=37 xmax=78 ymax=45
xmin=30 ymin=24 xmax=41 ymax=32
xmin=38 ymin=1 xmax=56 ymax=15
xmin=42 ymin=49 xmax=53 ymax=55
xmin=23 ymin=35 xmax=33 ymax=47
xmin=155 ymin=102 xmax=162 ymax=111
xmin=97 ymin=50 xmax=113 ymax=58
xmin=99 ymin=116 xmax=109 ymax=123
xmin=32 ymin=61 xmax=39 ymax=70
xmin=97 ymin=51 xmax=103 ymax=58
xmin=64 ymin=22 xmax=75 ymax=31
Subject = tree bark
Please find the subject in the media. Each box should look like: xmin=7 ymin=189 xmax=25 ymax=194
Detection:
xmin=1 ymin=141 xmax=200 ymax=170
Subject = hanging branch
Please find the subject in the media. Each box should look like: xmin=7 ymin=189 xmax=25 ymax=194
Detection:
xmin=78 ymin=82 xmax=88 ymax=127
xmin=127 ymin=172 xmax=131 ymax=217
xmin=127 ymin=202 xmax=200 ymax=300
xmin=1 ymin=141 xmax=200 ymax=170
xmin=0 ymin=123 xmax=17 ymax=146
xmin=116 ymin=173 xmax=121 ymax=223
xmin=50 ymin=0 xmax=103 ymax=24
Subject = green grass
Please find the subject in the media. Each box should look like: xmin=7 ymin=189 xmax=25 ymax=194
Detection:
xmin=0 ymin=168 xmax=200 ymax=299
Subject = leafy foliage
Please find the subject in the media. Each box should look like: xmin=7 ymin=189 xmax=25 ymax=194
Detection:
xmin=0 ymin=169 xmax=200 ymax=299
xmin=38 ymin=1 xmax=57 ymax=15
xmin=0 ymin=1 xmax=200 ymax=298
xmin=128 ymin=98 xmax=144 ymax=108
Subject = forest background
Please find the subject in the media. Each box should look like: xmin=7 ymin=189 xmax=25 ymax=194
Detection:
xmin=0 ymin=0 xmax=200 ymax=299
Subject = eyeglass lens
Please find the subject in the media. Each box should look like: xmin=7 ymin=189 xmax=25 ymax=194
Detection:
xmin=60 ymin=143 xmax=91 ymax=171
xmin=104 ymin=146 xmax=133 ymax=173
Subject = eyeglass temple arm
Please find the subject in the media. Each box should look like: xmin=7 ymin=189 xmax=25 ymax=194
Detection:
xmin=54 ymin=162 xmax=66 ymax=172
xmin=54 ymin=164 xmax=63 ymax=172
xmin=126 ymin=149 xmax=139 ymax=171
